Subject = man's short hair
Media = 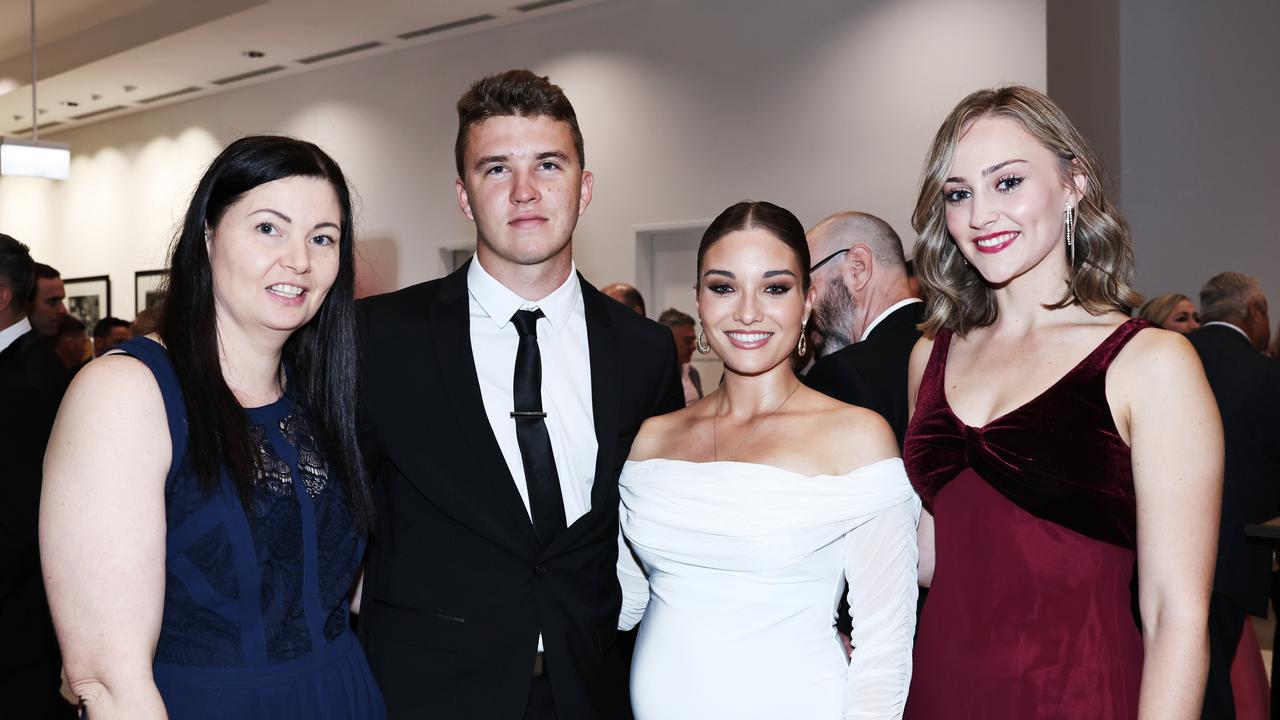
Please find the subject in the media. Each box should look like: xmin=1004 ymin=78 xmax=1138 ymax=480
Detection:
xmin=93 ymin=316 xmax=131 ymax=339
xmin=1200 ymin=272 xmax=1264 ymax=324
xmin=30 ymin=262 xmax=60 ymax=303
xmin=0 ymin=233 xmax=35 ymax=307
xmin=454 ymin=69 xmax=584 ymax=178
xmin=55 ymin=314 xmax=86 ymax=339
xmin=657 ymin=308 xmax=695 ymax=328
xmin=811 ymin=212 xmax=905 ymax=269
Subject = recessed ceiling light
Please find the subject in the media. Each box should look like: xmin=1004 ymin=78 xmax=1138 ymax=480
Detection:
xmin=59 ymin=101 xmax=78 ymax=107
xmin=90 ymin=94 xmax=102 ymax=101
xmin=123 ymin=85 xmax=137 ymax=93
xmin=242 ymin=50 xmax=265 ymax=58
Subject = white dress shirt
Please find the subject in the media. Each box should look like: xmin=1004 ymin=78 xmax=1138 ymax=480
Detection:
xmin=859 ymin=298 xmax=923 ymax=342
xmin=467 ymin=259 xmax=599 ymax=650
xmin=0 ymin=316 xmax=32 ymax=355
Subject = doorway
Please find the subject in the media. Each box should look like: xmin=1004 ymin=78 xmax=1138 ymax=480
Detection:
xmin=635 ymin=221 xmax=723 ymax=391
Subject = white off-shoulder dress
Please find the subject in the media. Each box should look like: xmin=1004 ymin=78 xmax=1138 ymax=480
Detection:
xmin=618 ymin=457 xmax=920 ymax=720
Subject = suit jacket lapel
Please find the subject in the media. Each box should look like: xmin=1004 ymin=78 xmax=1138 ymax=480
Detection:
xmin=429 ymin=263 xmax=539 ymax=556
xmin=583 ymin=278 xmax=620 ymax=511
xmin=546 ymin=277 xmax=620 ymax=555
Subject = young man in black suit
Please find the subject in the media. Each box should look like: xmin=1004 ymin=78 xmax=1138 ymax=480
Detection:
xmin=803 ymin=211 xmax=922 ymax=448
xmin=1187 ymin=272 xmax=1280 ymax=720
xmin=356 ymin=70 xmax=683 ymax=720
xmin=0 ymin=234 xmax=75 ymax=719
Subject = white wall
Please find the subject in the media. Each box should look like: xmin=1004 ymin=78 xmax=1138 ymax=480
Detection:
xmin=0 ymin=0 xmax=1046 ymax=319
xmin=1119 ymin=0 xmax=1280 ymax=309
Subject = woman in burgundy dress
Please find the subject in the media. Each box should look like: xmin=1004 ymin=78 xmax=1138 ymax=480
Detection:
xmin=902 ymin=86 xmax=1223 ymax=719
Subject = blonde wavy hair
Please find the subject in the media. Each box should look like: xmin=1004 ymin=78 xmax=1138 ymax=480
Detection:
xmin=1137 ymin=293 xmax=1192 ymax=327
xmin=911 ymin=86 xmax=1141 ymax=337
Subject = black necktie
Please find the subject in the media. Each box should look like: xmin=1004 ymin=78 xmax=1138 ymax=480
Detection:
xmin=510 ymin=309 xmax=567 ymax=548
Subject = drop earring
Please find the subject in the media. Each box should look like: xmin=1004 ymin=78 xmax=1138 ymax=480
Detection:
xmin=1064 ymin=204 xmax=1076 ymax=267
xmin=696 ymin=328 xmax=711 ymax=355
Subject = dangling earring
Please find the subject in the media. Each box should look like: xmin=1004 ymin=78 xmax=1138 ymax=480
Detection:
xmin=1064 ymin=204 xmax=1076 ymax=267
xmin=696 ymin=328 xmax=711 ymax=355
xmin=797 ymin=321 xmax=808 ymax=356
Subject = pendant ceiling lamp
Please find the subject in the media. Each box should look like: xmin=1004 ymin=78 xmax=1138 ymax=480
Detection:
xmin=0 ymin=0 xmax=70 ymax=180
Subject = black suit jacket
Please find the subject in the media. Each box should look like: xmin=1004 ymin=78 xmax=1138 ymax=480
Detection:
xmin=356 ymin=264 xmax=683 ymax=720
xmin=1189 ymin=324 xmax=1280 ymax=617
xmin=0 ymin=328 xmax=69 ymax=674
xmin=805 ymin=301 xmax=924 ymax=449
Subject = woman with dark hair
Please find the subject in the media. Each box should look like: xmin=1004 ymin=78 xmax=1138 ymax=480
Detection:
xmin=903 ymin=86 xmax=1221 ymax=718
xmin=41 ymin=136 xmax=385 ymax=719
xmin=618 ymin=201 xmax=920 ymax=718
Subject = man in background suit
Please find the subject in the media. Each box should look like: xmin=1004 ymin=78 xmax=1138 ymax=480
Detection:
xmin=803 ymin=211 xmax=922 ymax=447
xmin=1187 ymin=272 xmax=1280 ymax=720
xmin=0 ymin=234 xmax=75 ymax=719
xmin=357 ymin=70 xmax=683 ymax=720
xmin=26 ymin=262 xmax=67 ymax=338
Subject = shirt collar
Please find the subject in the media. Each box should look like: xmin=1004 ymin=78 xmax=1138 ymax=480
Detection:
xmin=860 ymin=298 xmax=923 ymax=342
xmin=468 ymin=257 xmax=582 ymax=333
xmin=0 ymin=316 xmax=32 ymax=355
xmin=1202 ymin=320 xmax=1252 ymax=344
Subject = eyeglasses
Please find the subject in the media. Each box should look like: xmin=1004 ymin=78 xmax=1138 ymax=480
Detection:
xmin=809 ymin=248 xmax=850 ymax=273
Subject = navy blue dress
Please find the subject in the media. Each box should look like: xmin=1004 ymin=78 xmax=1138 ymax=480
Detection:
xmin=117 ymin=338 xmax=384 ymax=719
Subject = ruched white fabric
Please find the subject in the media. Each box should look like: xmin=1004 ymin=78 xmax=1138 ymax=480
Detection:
xmin=619 ymin=457 xmax=920 ymax=720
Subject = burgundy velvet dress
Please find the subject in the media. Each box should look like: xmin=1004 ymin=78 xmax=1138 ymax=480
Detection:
xmin=903 ymin=319 xmax=1151 ymax=719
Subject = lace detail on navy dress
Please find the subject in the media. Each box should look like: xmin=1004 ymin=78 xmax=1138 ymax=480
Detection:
xmin=281 ymin=412 xmax=331 ymax=499
xmin=250 ymin=423 xmax=294 ymax=496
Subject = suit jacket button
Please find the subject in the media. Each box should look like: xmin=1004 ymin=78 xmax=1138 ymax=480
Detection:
xmin=535 ymin=564 xmax=548 ymax=576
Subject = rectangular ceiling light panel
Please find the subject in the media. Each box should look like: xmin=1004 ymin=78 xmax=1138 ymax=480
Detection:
xmin=0 ymin=137 xmax=71 ymax=180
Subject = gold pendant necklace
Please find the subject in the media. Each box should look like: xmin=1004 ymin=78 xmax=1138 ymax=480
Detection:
xmin=712 ymin=381 xmax=802 ymax=462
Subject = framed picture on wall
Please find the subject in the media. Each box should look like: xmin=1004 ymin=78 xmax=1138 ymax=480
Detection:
xmin=135 ymin=269 xmax=168 ymax=316
xmin=64 ymin=275 xmax=111 ymax=329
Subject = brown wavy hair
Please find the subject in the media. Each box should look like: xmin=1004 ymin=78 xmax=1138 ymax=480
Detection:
xmin=911 ymin=86 xmax=1141 ymax=336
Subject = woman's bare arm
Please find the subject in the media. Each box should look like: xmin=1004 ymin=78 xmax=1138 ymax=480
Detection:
xmin=1115 ymin=330 xmax=1221 ymax=720
xmin=41 ymin=356 xmax=172 ymax=719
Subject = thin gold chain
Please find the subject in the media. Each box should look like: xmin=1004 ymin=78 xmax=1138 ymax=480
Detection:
xmin=712 ymin=380 xmax=802 ymax=462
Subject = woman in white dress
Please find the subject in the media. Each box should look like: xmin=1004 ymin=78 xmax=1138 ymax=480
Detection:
xmin=618 ymin=201 xmax=921 ymax=719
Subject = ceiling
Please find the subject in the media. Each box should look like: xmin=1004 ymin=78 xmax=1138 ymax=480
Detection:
xmin=0 ymin=0 xmax=605 ymax=137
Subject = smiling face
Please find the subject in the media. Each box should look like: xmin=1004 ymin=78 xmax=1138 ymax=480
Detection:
xmin=1163 ymin=298 xmax=1201 ymax=333
xmin=207 ymin=176 xmax=342 ymax=342
xmin=455 ymin=114 xmax=593 ymax=280
xmin=942 ymin=116 xmax=1084 ymax=289
xmin=697 ymin=229 xmax=812 ymax=377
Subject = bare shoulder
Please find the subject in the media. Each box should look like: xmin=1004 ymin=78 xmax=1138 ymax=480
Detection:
xmin=907 ymin=335 xmax=937 ymax=381
xmin=65 ymin=353 xmax=164 ymax=410
xmin=909 ymin=334 xmax=936 ymax=366
xmin=800 ymin=389 xmax=899 ymax=473
xmin=629 ymin=403 xmax=700 ymax=461
xmin=1109 ymin=325 xmax=1204 ymax=390
xmin=55 ymin=354 xmax=169 ymax=449
xmin=46 ymin=353 xmax=172 ymax=496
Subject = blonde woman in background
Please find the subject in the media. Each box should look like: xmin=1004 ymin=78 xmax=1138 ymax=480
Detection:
xmin=1139 ymin=293 xmax=1201 ymax=333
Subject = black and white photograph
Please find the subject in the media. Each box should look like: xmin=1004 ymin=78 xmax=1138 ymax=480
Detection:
xmin=134 ymin=269 xmax=167 ymax=315
xmin=62 ymin=274 xmax=111 ymax=329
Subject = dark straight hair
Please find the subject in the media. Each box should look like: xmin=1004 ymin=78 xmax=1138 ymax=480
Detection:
xmin=696 ymin=201 xmax=812 ymax=292
xmin=159 ymin=135 xmax=372 ymax=532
